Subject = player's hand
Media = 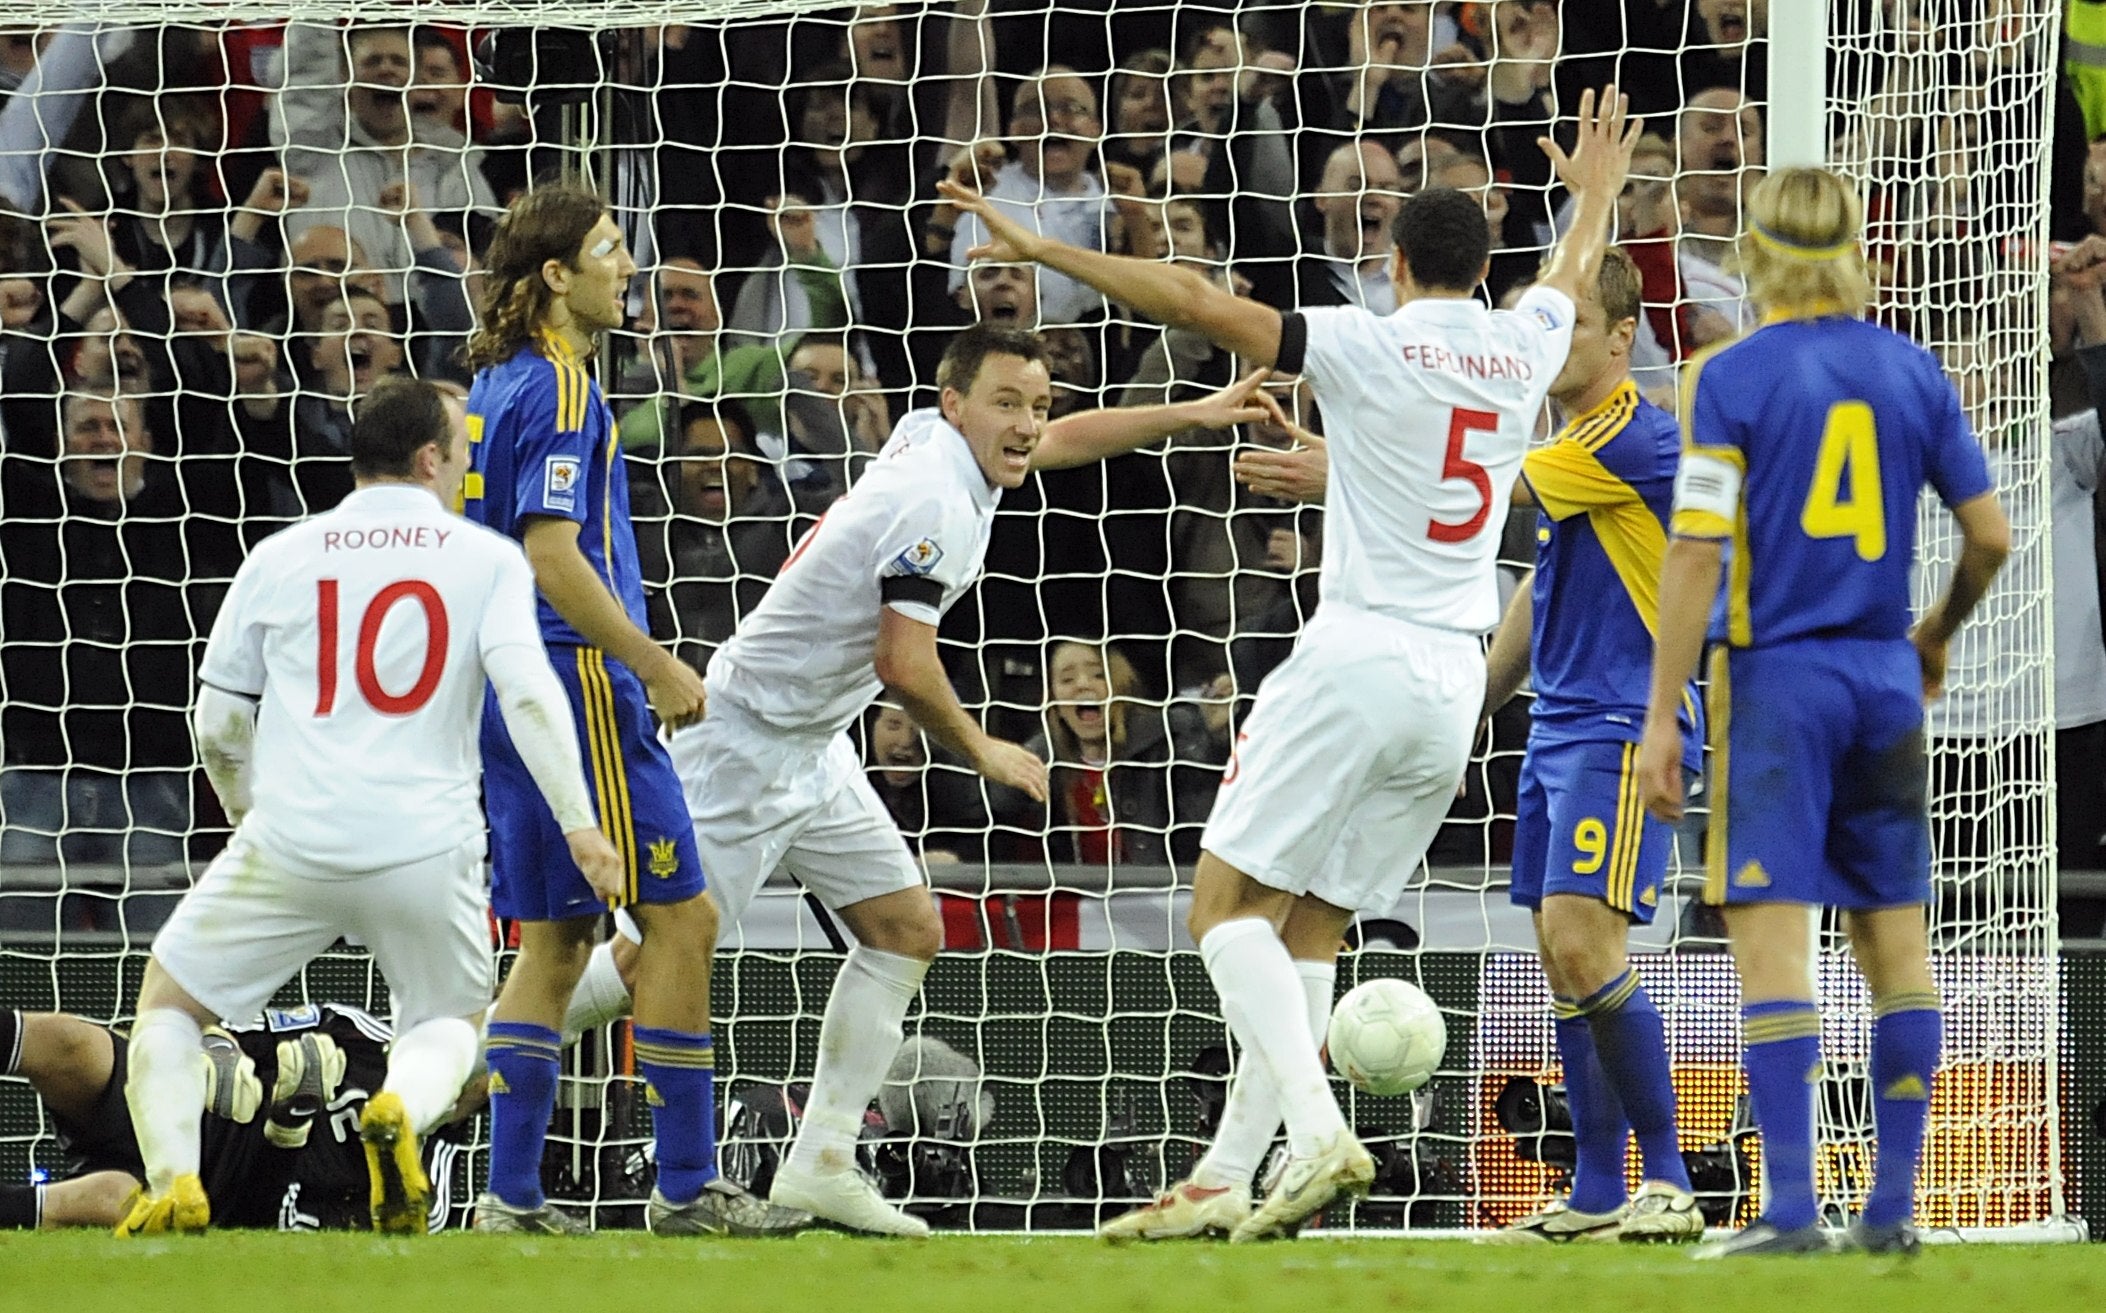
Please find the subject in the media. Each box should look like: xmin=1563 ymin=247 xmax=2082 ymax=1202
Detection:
xmin=1184 ymin=369 xmax=1272 ymax=432
xmin=1636 ymin=722 xmax=1684 ymax=823
xmin=643 ymin=653 xmax=708 ymax=731
xmin=973 ymin=735 xmax=1049 ymax=802
xmin=1235 ymin=396 xmax=1329 ymax=503
xmin=1538 ymin=85 xmax=1641 ymax=204
xmin=938 ymin=179 xmax=1048 ymax=264
xmin=1910 ymin=620 xmax=1951 ymax=702
xmin=565 ymin=826 xmax=627 ymax=903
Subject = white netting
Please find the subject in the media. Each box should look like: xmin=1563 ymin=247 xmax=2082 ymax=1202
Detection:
xmin=0 ymin=0 xmax=2069 ymax=1234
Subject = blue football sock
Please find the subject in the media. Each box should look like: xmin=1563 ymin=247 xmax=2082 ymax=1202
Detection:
xmin=633 ymin=1026 xmax=719 ymax=1205
xmin=1555 ymin=997 xmax=1630 ymax=1214
xmin=485 ymin=1021 xmax=563 ymax=1210
xmin=1581 ymin=969 xmax=1691 ymax=1192
xmin=1863 ymin=993 xmax=1941 ymax=1228
xmin=1741 ymin=1000 xmax=1823 ymax=1231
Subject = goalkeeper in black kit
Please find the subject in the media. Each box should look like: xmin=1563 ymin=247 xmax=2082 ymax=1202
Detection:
xmin=0 ymin=1003 xmax=475 ymax=1232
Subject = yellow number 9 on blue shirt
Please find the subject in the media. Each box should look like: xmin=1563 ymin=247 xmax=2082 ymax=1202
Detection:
xmin=1800 ymin=401 xmax=1886 ymax=561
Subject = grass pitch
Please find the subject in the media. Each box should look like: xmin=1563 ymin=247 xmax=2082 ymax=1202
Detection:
xmin=5 ymin=1231 xmax=2104 ymax=1312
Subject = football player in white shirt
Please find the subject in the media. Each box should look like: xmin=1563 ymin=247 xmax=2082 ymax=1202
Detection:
xmin=942 ymin=87 xmax=1640 ymax=1241
xmin=560 ymin=323 xmax=1269 ymax=1234
xmin=115 ymin=378 xmax=621 ymax=1237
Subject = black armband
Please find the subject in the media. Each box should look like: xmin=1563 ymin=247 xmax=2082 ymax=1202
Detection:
xmin=1275 ymin=311 xmax=1309 ymax=376
xmin=880 ymin=575 xmax=944 ymax=608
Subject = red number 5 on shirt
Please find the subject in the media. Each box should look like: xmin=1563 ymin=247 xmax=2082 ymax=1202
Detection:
xmin=315 ymin=579 xmax=450 ymax=716
xmin=1427 ymin=407 xmax=1498 ymax=543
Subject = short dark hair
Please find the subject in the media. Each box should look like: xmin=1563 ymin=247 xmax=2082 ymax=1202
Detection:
xmin=350 ymin=376 xmax=452 ymax=479
xmin=936 ymin=323 xmax=1048 ymax=395
xmin=675 ymin=397 xmax=758 ymax=453
xmin=1391 ymin=188 xmax=1491 ymax=293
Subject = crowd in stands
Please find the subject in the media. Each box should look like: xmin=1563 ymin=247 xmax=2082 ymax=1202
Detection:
xmin=0 ymin=2 xmax=2093 ymax=911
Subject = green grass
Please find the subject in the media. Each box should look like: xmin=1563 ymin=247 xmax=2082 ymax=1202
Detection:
xmin=4 ymin=1232 xmax=2105 ymax=1313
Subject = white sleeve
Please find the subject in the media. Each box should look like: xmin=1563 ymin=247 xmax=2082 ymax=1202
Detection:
xmin=873 ymin=493 xmax=976 ymax=626
xmin=1670 ymin=449 xmax=1744 ymax=539
xmin=1511 ymin=285 xmax=1577 ymax=374
xmin=486 ymin=644 xmax=598 ymax=834
xmin=198 ymin=554 xmax=272 ymax=699
xmin=479 ymin=549 xmax=597 ymax=834
xmin=1292 ymin=304 xmax=1366 ymax=392
xmin=192 ymin=683 xmax=259 ymax=824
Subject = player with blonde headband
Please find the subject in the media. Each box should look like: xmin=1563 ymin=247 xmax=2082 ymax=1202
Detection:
xmin=943 ymin=86 xmax=1639 ymax=1242
xmin=115 ymin=377 xmax=620 ymax=1237
xmin=1638 ymin=167 xmax=2011 ymax=1258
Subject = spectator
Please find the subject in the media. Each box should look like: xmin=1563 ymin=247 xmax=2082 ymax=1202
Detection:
xmin=1682 ymin=0 xmax=1765 ymax=101
xmin=741 ymin=70 xmax=912 ymax=367
xmin=1102 ymin=49 xmax=1175 ymax=179
xmin=860 ymin=702 xmax=991 ymax=865
xmin=724 ymin=191 xmax=851 ymax=350
xmin=375 ymin=179 xmax=476 ymax=382
xmin=990 ymin=640 xmax=1229 ymax=865
xmin=0 ymin=390 xmax=230 ymax=867
xmin=631 ymin=397 xmax=800 ymax=675
xmin=1278 ymin=1 xmax=1477 ymax=190
xmin=1285 ymin=140 xmax=1405 ymax=313
xmin=273 ymin=22 xmax=497 ymax=305
xmin=1428 ymin=152 xmax=1532 ymax=302
xmin=614 ymin=256 xmax=723 ymax=442
xmin=407 ymin=27 xmax=471 ymax=138
xmin=1674 ymin=85 xmax=1764 ymax=266
xmin=107 ymin=114 xmax=245 ymax=290
xmin=288 ymin=286 xmax=405 ymax=509
xmin=943 ymin=67 xmax=1114 ymax=326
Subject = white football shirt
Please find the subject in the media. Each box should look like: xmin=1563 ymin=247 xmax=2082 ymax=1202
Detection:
xmin=198 ymin=484 xmax=551 ymax=875
xmin=705 ymin=408 xmax=998 ymax=737
xmin=1293 ymin=286 xmax=1574 ymax=632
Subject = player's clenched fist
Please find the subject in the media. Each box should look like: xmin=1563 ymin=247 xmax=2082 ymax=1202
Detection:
xmin=972 ymin=736 xmax=1049 ymax=803
xmin=565 ymin=826 xmax=627 ymax=903
xmin=643 ymin=652 xmax=708 ymax=730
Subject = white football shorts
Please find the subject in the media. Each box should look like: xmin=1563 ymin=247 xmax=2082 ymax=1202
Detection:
xmin=1201 ymin=606 xmax=1483 ymax=914
xmin=152 ymin=832 xmax=492 ymax=1030
xmin=666 ymin=698 xmax=925 ymax=927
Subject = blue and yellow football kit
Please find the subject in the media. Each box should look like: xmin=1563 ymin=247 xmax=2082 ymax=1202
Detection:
xmin=465 ymin=334 xmax=705 ymax=919
xmin=1675 ymin=316 xmax=1993 ymax=909
xmin=1510 ymin=382 xmax=1699 ymax=924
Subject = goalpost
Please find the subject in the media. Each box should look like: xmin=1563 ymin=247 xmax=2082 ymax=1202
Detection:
xmin=0 ymin=0 xmax=2077 ymax=1238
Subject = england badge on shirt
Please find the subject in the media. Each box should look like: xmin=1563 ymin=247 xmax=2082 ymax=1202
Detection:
xmin=545 ymin=456 xmax=582 ymax=511
xmin=893 ymin=537 xmax=944 ymax=576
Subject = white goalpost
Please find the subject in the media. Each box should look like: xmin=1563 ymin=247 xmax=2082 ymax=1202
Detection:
xmin=0 ymin=0 xmax=2077 ymax=1238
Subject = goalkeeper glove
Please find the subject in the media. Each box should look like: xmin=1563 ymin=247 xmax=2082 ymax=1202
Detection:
xmin=198 ymin=1026 xmax=263 ymax=1123
xmin=264 ymin=1031 xmax=348 ymax=1149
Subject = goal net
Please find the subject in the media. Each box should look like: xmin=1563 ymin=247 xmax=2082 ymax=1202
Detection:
xmin=0 ymin=0 xmax=2072 ymax=1236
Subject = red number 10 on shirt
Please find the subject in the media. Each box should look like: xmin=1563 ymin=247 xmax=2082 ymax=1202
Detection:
xmin=1428 ymin=408 xmax=1498 ymax=544
xmin=314 ymin=579 xmax=450 ymax=716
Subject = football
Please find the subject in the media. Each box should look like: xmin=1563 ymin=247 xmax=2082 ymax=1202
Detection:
xmin=1326 ymin=977 xmax=1447 ymax=1097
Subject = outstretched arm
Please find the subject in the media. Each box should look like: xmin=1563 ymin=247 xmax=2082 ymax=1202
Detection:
xmin=1033 ymin=370 xmax=1269 ymax=470
xmin=940 ymin=179 xmax=1285 ymax=367
xmin=1534 ymin=86 xmax=1641 ymax=306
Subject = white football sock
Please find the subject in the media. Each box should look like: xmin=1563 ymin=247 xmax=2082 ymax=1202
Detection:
xmin=562 ymin=940 xmax=634 ymax=1040
xmin=1198 ymin=919 xmax=1346 ymax=1158
xmin=783 ymin=946 xmax=929 ymax=1178
xmin=125 ymin=1009 xmax=205 ymax=1194
xmin=1193 ymin=958 xmax=1337 ymax=1188
xmin=383 ymin=1016 xmax=479 ymax=1134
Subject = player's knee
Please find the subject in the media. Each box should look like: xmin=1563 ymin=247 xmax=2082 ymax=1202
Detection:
xmin=1538 ymin=910 xmax=1624 ymax=999
xmin=871 ymin=905 xmax=942 ymax=962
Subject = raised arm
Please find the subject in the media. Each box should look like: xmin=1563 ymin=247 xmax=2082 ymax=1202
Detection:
xmin=939 ymin=179 xmax=1285 ymax=367
xmin=1032 ymin=370 xmax=1269 ymax=470
xmin=1534 ymin=86 xmax=1641 ymax=307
